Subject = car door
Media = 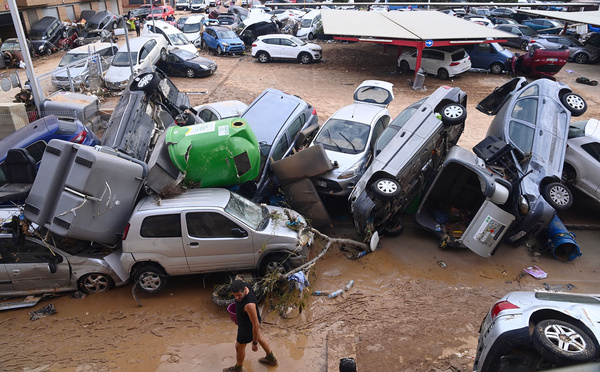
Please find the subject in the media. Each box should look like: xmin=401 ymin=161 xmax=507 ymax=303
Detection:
xmin=166 ymin=53 xmax=186 ymax=76
xmin=280 ymin=37 xmax=298 ymax=59
xmin=1 ymin=238 xmax=71 ymax=292
xmin=139 ymin=39 xmax=156 ymax=68
xmin=577 ymin=141 xmax=600 ymax=198
xmin=182 ymin=210 xmax=254 ymax=272
xmin=502 ymin=26 xmax=521 ymax=47
xmin=421 ymin=50 xmax=440 ymax=74
xmin=204 ymin=28 xmax=217 ymax=49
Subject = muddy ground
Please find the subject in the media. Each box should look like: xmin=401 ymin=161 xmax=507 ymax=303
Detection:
xmin=1 ymin=33 xmax=600 ymax=372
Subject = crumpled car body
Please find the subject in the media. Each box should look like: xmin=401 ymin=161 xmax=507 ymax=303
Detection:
xmin=349 ymin=85 xmax=467 ymax=237
xmin=511 ymin=47 xmax=569 ymax=79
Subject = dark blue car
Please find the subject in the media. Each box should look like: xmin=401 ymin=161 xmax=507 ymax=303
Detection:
xmin=0 ymin=115 xmax=99 ymax=183
xmin=463 ymin=42 xmax=514 ymax=74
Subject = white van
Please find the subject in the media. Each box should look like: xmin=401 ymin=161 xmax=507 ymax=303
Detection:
xmin=296 ymin=10 xmax=321 ymax=40
xmin=181 ymin=15 xmax=206 ymax=47
xmin=142 ymin=20 xmax=198 ymax=55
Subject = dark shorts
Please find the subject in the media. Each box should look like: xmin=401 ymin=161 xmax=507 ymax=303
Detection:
xmin=236 ymin=325 xmax=254 ymax=344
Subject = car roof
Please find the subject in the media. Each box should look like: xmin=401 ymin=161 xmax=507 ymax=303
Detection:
xmin=31 ymin=16 xmax=59 ymax=30
xmin=148 ymin=20 xmax=181 ymax=34
xmin=185 ymin=15 xmax=205 ymax=23
xmin=66 ymin=42 xmax=115 ymax=54
xmin=88 ymin=11 xmax=112 ymax=21
xmin=211 ymin=26 xmax=232 ymax=32
xmin=329 ymin=103 xmax=388 ymax=125
xmin=118 ymin=35 xmax=159 ymax=50
xmin=137 ymin=188 xmax=231 ymax=211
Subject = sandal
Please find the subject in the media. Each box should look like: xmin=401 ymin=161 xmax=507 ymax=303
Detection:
xmin=258 ymin=356 xmax=278 ymax=366
xmin=223 ymin=366 xmax=245 ymax=372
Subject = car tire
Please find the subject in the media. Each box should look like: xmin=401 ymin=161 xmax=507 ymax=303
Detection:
xmin=299 ymin=52 xmax=312 ymax=64
xmin=399 ymin=60 xmax=410 ymax=73
xmin=371 ymin=178 xmax=401 ymax=201
xmin=3 ymin=51 xmax=14 ymax=68
xmin=308 ymin=32 xmax=314 ymax=40
xmin=185 ymin=68 xmax=196 ymax=78
xmin=83 ymin=76 xmax=91 ymax=89
xmin=78 ymin=273 xmax=114 ymax=293
xmin=437 ymin=68 xmax=449 ymax=80
xmin=212 ymin=288 xmax=235 ymax=308
xmin=134 ymin=264 xmax=167 ymax=294
xmin=217 ymin=45 xmax=223 ymax=55
xmin=45 ymin=48 xmax=52 ymax=56
xmin=257 ymin=51 xmax=270 ymax=63
xmin=542 ymin=182 xmax=573 ymax=211
xmin=259 ymin=254 xmax=293 ymax=277
xmin=160 ymin=48 xmax=167 ymax=61
xmin=130 ymin=72 xmax=160 ymax=92
xmin=201 ymin=40 xmax=207 ymax=50
xmin=573 ymin=53 xmax=589 ymax=64
xmin=112 ymin=21 xmax=118 ymax=30
xmin=520 ymin=40 xmax=529 ymax=50
xmin=560 ymin=92 xmax=587 ymax=117
xmin=490 ymin=62 xmax=503 ymax=74
xmin=440 ymin=103 xmax=467 ymax=126
xmin=532 ymin=319 xmax=596 ymax=366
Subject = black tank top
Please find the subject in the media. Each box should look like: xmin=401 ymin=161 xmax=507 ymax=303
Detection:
xmin=236 ymin=283 xmax=261 ymax=328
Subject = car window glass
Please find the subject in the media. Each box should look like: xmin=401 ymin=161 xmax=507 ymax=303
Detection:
xmin=287 ymin=115 xmax=304 ymax=141
xmin=508 ymin=120 xmax=534 ymax=154
xmin=535 ymin=292 xmax=600 ymax=304
xmin=511 ymin=97 xmax=537 ymax=124
xmin=186 ymin=212 xmax=243 ymax=238
xmin=567 ymin=121 xmax=587 ymax=139
xmin=451 ymin=49 xmax=466 ymax=61
xmin=199 ymin=109 xmax=218 ymax=122
xmin=372 ymin=116 xmax=387 ymax=143
xmin=314 ymin=119 xmax=370 ymax=154
xmin=280 ymin=38 xmax=294 ymax=46
xmin=518 ymin=84 xmax=538 ymax=99
xmin=140 ymin=46 xmax=150 ymax=61
xmin=141 ymin=214 xmax=182 ymax=237
xmin=271 ymin=135 xmax=289 ymax=161
xmin=581 ymin=142 xmax=600 ymax=162
xmin=2 ymin=239 xmax=62 ymax=264
xmin=25 ymin=140 xmax=47 ymax=164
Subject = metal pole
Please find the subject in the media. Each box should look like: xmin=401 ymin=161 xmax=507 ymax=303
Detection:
xmin=122 ymin=16 xmax=135 ymax=80
xmin=6 ymin=0 xmax=45 ymax=114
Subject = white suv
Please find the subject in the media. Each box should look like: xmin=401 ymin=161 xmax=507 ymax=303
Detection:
xmin=252 ymin=34 xmax=322 ymax=64
xmin=398 ymin=47 xmax=471 ymax=80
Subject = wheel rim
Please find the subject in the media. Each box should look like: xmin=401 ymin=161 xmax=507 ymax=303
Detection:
xmin=376 ymin=180 xmax=398 ymax=194
xmin=443 ymin=105 xmax=463 ymax=119
xmin=138 ymin=272 xmax=162 ymax=291
xmin=83 ymin=274 xmax=110 ymax=293
xmin=565 ymin=94 xmax=585 ymax=111
xmin=575 ymin=54 xmax=587 ymax=64
xmin=549 ymin=184 xmax=570 ymax=206
xmin=259 ymin=53 xmax=267 ymax=62
xmin=265 ymin=261 xmax=285 ymax=275
xmin=491 ymin=63 xmax=502 ymax=74
xmin=186 ymin=69 xmax=195 ymax=78
xmin=543 ymin=324 xmax=587 ymax=353
xmin=218 ymin=46 xmax=222 ymax=55
xmin=137 ymin=74 xmax=153 ymax=88
xmin=301 ymin=54 xmax=310 ymax=63
xmin=438 ymin=69 xmax=448 ymax=79
xmin=400 ymin=61 xmax=409 ymax=72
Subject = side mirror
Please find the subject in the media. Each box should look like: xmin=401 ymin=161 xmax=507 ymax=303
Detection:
xmin=48 ymin=262 xmax=57 ymax=274
xmin=231 ymin=228 xmax=248 ymax=237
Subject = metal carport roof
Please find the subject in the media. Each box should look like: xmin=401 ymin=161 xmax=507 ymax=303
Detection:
xmin=515 ymin=9 xmax=600 ymax=27
xmin=321 ymin=9 xmax=515 ymax=80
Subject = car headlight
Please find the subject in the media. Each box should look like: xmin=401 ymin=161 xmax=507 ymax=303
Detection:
xmin=221 ymin=42 xmax=229 ymax=47
xmin=518 ymin=195 xmax=530 ymax=215
xmin=309 ymin=48 xmax=320 ymax=52
xmin=338 ymin=159 xmax=366 ymax=180
xmin=38 ymin=45 xmax=44 ymax=51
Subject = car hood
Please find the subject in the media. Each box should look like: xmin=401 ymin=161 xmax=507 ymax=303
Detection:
xmin=171 ymin=44 xmax=198 ymax=55
xmin=104 ymin=66 xmax=133 ymax=83
xmin=262 ymin=206 xmax=307 ymax=241
xmin=187 ymin=56 xmax=216 ymax=67
xmin=320 ymin=148 xmax=367 ymax=180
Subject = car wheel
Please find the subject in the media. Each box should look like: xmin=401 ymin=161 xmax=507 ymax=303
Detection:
xmin=160 ymin=48 xmax=167 ymax=61
xmin=371 ymin=178 xmax=401 ymax=200
xmin=440 ymin=103 xmax=467 ymax=126
xmin=573 ymin=53 xmax=589 ymax=64
xmin=490 ymin=62 xmax=503 ymax=74
xmin=437 ymin=68 xmax=449 ymax=80
xmin=259 ymin=254 xmax=293 ymax=277
xmin=212 ymin=288 xmax=235 ymax=307
xmin=45 ymin=48 xmax=52 ymax=56
xmin=201 ymin=40 xmax=207 ymax=50
xmin=257 ymin=51 xmax=270 ymax=63
xmin=79 ymin=273 xmax=114 ymax=293
xmin=382 ymin=214 xmax=404 ymax=236
xmin=3 ymin=51 xmax=14 ymax=68
xmin=134 ymin=264 xmax=167 ymax=293
xmin=542 ymin=182 xmax=573 ymax=211
xmin=185 ymin=68 xmax=196 ymax=78
xmin=520 ymin=40 xmax=529 ymax=50
xmin=112 ymin=21 xmax=118 ymax=30
xmin=83 ymin=76 xmax=91 ymax=89
xmin=299 ymin=52 xmax=312 ymax=64
xmin=217 ymin=45 xmax=223 ymax=55
xmin=130 ymin=72 xmax=160 ymax=92
xmin=560 ymin=92 xmax=587 ymax=117
xmin=399 ymin=60 xmax=410 ymax=73
xmin=532 ymin=319 xmax=596 ymax=366
xmin=308 ymin=32 xmax=314 ymax=40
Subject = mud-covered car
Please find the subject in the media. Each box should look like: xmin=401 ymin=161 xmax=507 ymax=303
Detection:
xmin=473 ymin=291 xmax=600 ymax=372
xmin=349 ymin=85 xmax=467 ymax=237
xmin=476 ymin=77 xmax=586 ymax=243
xmin=101 ymin=68 xmax=196 ymax=163
xmin=563 ymin=118 xmax=600 ymax=204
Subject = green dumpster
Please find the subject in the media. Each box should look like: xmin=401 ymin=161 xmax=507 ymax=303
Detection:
xmin=166 ymin=118 xmax=260 ymax=188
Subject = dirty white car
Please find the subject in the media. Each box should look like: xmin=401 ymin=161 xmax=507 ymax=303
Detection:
xmin=563 ymin=118 xmax=600 ymax=204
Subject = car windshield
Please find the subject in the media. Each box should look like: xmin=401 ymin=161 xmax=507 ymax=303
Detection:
xmin=58 ymin=52 xmax=89 ymax=67
xmin=289 ymin=36 xmax=306 ymax=45
xmin=508 ymin=121 xmax=534 ymax=154
xmin=217 ymin=29 xmax=238 ymax=39
xmin=224 ymin=191 xmax=265 ymax=229
xmin=314 ymin=119 xmax=370 ymax=154
xmin=374 ymin=100 xmax=423 ymax=153
xmin=151 ymin=8 xmax=164 ymax=14
xmin=0 ymin=41 xmax=20 ymax=51
xmin=521 ymin=27 xmax=537 ymax=36
xmin=300 ymin=18 xmax=312 ymax=28
xmin=168 ymin=33 xmax=190 ymax=45
xmin=568 ymin=121 xmax=588 ymax=139
xmin=183 ymin=22 xmax=201 ymax=33
xmin=84 ymin=21 xmax=102 ymax=31
xmin=112 ymin=51 xmax=138 ymax=66
xmin=219 ymin=17 xmax=235 ymax=25
xmin=29 ymin=30 xmax=45 ymax=40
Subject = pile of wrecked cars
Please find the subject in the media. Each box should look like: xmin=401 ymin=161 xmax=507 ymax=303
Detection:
xmin=0 ymin=65 xmax=588 ymax=302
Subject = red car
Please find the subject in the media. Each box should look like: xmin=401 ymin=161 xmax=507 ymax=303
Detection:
xmin=146 ymin=5 xmax=175 ymax=21
xmin=512 ymin=47 xmax=569 ymax=79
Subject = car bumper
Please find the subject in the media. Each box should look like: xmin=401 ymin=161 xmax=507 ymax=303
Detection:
xmin=474 ymin=321 xmax=530 ymax=372
xmin=224 ymin=45 xmax=245 ymax=53
xmin=104 ymin=79 xmax=129 ymax=90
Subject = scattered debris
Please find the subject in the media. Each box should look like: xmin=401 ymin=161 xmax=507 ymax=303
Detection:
xmin=523 ymin=266 xmax=548 ymax=280
xmin=576 ymin=76 xmax=598 ymax=86
xmin=543 ymin=283 xmax=576 ymax=292
xmin=0 ymin=296 xmax=42 ymax=311
xmin=437 ymin=261 xmax=447 ymax=268
xmin=29 ymin=304 xmax=57 ymax=321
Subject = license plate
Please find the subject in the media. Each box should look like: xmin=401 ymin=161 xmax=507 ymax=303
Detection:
xmin=546 ymin=58 xmax=558 ymax=62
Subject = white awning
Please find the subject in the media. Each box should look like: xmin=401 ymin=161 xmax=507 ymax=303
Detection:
xmin=321 ymin=9 xmax=514 ymax=41
xmin=516 ymin=9 xmax=600 ymax=27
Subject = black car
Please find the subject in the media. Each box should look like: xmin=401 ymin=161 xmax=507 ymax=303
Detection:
xmin=29 ymin=16 xmax=66 ymax=56
xmin=495 ymin=24 xmax=539 ymax=51
xmin=83 ymin=11 xmax=122 ymax=36
xmin=157 ymin=49 xmax=217 ymax=78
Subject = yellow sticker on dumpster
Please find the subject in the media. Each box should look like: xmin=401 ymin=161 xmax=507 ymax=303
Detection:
xmin=186 ymin=122 xmax=215 ymax=136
